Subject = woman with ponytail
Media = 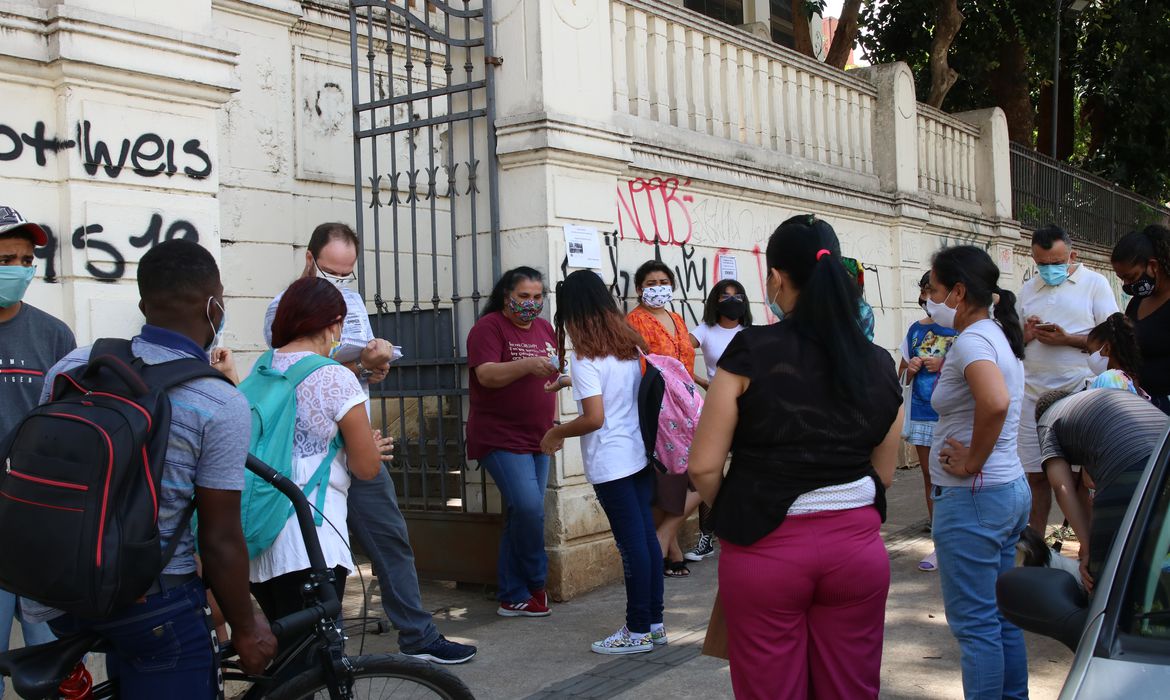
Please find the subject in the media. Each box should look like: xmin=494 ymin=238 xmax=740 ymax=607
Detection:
xmin=928 ymin=245 xmax=1030 ymax=700
xmin=1086 ymin=313 xmax=1147 ymax=396
xmin=688 ymin=215 xmax=903 ymax=699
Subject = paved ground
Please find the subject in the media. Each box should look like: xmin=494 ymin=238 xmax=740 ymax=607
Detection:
xmin=3 ymin=466 xmax=1077 ymax=698
xmin=346 ymin=466 xmax=1076 ymax=699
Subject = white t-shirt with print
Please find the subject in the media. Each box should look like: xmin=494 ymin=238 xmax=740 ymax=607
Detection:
xmin=691 ymin=323 xmax=745 ymax=381
xmin=249 ymin=351 xmax=368 ymax=583
xmin=570 ymin=353 xmax=647 ymax=485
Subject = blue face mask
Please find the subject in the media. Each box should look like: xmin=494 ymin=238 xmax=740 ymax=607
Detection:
xmin=1037 ymin=263 xmax=1069 ymax=286
xmin=0 ymin=266 xmax=35 ymax=308
xmin=768 ymin=299 xmax=786 ymax=322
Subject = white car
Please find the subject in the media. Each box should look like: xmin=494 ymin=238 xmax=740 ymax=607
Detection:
xmin=998 ymin=424 xmax=1170 ymax=698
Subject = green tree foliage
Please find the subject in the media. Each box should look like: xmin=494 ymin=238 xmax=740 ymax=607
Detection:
xmin=859 ymin=0 xmax=1170 ymax=201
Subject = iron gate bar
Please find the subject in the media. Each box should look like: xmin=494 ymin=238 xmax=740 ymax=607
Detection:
xmin=348 ymin=0 xmax=501 ymax=544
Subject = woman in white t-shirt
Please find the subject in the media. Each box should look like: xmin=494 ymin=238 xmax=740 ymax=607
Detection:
xmin=541 ymin=270 xmax=663 ymax=656
xmin=689 ymin=279 xmax=752 ymax=389
xmin=249 ymin=277 xmax=393 ymax=631
xmin=926 ymin=246 xmax=1030 ymax=699
xmin=683 ymin=279 xmax=751 ymax=563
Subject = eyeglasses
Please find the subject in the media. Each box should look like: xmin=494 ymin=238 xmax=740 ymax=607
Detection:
xmin=719 ymin=293 xmax=745 ymax=302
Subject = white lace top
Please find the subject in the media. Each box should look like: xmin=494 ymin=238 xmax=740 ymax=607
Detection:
xmin=249 ymin=351 xmax=368 ymax=583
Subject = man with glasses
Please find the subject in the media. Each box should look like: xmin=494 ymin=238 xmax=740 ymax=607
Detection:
xmin=263 ymin=223 xmax=477 ymax=665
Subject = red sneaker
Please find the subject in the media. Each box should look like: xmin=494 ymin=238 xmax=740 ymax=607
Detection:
xmin=530 ymin=588 xmax=549 ymax=609
xmin=497 ymin=596 xmax=551 ymax=617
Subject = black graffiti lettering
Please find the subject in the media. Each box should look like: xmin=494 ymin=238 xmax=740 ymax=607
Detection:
xmin=79 ymin=121 xmax=131 ymax=178
xmin=130 ymin=214 xmax=200 ymax=250
xmin=20 ymin=122 xmax=76 ymax=167
xmin=0 ymin=124 xmax=22 ymax=161
xmin=861 ymin=263 xmax=884 ymax=308
xmin=71 ymin=224 xmax=125 ymax=281
xmin=130 ymin=133 xmax=167 ymax=177
xmin=33 ymin=225 xmax=58 ymax=283
xmin=182 ymin=139 xmax=212 ymax=179
xmin=166 ymin=139 xmax=177 ymax=177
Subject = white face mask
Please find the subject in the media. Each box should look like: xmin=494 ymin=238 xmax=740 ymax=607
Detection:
xmin=1087 ymin=350 xmax=1110 ymax=375
xmin=641 ymin=285 xmax=673 ymax=309
xmin=925 ymin=291 xmax=958 ymax=330
xmin=315 ymin=259 xmax=356 ymax=289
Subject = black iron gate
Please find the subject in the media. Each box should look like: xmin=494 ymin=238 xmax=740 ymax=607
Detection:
xmin=348 ymin=0 xmax=502 ymax=583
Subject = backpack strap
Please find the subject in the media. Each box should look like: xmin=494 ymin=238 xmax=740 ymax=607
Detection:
xmin=280 ymin=353 xmax=340 ymax=387
xmin=91 ymin=337 xmax=232 ymax=392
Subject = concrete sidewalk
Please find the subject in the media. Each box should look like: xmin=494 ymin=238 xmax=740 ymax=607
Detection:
xmin=347 ymin=466 xmax=1075 ymax=699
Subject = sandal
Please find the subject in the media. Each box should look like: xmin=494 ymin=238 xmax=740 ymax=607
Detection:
xmin=664 ymin=560 xmax=690 ymax=578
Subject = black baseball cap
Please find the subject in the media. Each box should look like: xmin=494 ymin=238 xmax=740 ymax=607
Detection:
xmin=0 ymin=206 xmax=49 ymax=247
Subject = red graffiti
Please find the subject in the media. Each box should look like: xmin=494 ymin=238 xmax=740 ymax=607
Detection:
xmin=752 ymin=244 xmax=776 ymax=324
xmin=712 ymin=247 xmax=730 ymax=284
xmin=616 ymin=177 xmax=694 ymax=246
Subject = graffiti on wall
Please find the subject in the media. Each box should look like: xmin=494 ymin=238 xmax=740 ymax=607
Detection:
xmin=0 ymin=120 xmax=213 ymax=179
xmin=33 ymin=214 xmax=200 ymax=283
xmin=616 ymin=177 xmax=696 ymax=246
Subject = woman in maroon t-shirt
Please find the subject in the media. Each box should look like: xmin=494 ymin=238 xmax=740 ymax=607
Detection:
xmin=467 ymin=267 xmax=568 ymax=616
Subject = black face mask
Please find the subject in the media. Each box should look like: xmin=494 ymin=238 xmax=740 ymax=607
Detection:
xmin=716 ymin=297 xmax=747 ymax=321
xmin=1123 ymin=274 xmax=1157 ymax=298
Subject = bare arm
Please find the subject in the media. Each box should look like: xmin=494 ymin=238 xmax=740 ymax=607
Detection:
xmin=689 ymin=368 xmax=747 ymax=506
xmin=197 ymin=488 xmax=276 ymax=674
xmin=871 ymin=405 xmax=905 ymax=488
xmin=1045 ymin=458 xmax=1091 ymax=546
xmin=338 ymin=404 xmax=391 ymax=480
xmin=541 ymin=395 xmax=604 ymax=453
xmin=475 ymin=356 xmax=556 ymax=389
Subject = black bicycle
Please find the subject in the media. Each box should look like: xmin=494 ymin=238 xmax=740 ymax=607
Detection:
xmin=0 ymin=455 xmax=475 ymax=700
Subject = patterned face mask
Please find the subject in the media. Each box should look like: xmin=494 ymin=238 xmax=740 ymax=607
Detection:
xmin=642 ymin=285 xmax=674 ymax=309
xmin=507 ymin=296 xmax=543 ymax=323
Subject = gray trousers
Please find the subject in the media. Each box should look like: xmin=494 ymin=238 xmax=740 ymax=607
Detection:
xmin=347 ymin=466 xmax=440 ymax=652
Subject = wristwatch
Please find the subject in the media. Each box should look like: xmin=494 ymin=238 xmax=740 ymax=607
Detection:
xmin=356 ymin=359 xmax=375 ymax=381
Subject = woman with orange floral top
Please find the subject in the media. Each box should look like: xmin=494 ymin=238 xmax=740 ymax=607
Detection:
xmin=627 ymin=260 xmax=703 ymax=577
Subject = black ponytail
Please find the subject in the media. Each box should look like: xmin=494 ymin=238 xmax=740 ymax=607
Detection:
xmin=932 ymin=245 xmax=1025 ymax=360
xmin=1089 ymin=312 xmax=1143 ymax=383
xmin=767 ymin=214 xmax=868 ymax=402
xmin=482 ymin=266 xmax=544 ymax=317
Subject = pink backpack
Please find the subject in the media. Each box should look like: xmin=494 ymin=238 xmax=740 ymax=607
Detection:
xmin=637 ymin=353 xmax=704 ymax=475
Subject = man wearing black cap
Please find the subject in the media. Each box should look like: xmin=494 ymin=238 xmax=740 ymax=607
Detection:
xmin=0 ymin=206 xmax=75 ymax=678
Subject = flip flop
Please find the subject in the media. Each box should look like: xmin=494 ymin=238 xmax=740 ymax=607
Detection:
xmin=918 ymin=551 xmax=938 ymax=572
xmin=664 ymin=560 xmax=690 ymax=578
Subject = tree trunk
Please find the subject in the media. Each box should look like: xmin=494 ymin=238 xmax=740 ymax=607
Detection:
xmin=825 ymin=0 xmax=862 ymax=69
xmin=791 ymin=0 xmax=816 ymax=58
xmin=925 ymin=0 xmax=963 ymax=108
xmin=988 ymin=37 xmax=1036 ymax=146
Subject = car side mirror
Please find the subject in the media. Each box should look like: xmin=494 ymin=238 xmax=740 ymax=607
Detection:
xmin=997 ymin=567 xmax=1090 ymax=651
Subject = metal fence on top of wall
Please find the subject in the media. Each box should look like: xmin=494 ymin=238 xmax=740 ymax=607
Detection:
xmin=1011 ymin=143 xmax=1169 ymax=248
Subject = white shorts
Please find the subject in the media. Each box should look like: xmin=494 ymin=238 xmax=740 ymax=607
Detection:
xmin=1019 ymin=394 xmax=1079 ymax=474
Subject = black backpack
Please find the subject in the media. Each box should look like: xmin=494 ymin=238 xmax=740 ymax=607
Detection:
xmin=0 ymin=339 xmax=230 ymax=619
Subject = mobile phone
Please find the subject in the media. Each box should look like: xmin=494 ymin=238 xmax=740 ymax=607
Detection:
xmin=1036 ymin=323 xmax=1056 ymax=331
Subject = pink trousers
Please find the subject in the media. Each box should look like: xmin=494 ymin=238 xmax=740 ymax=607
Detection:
xmin=718 ymin=506 xmax=889 ymax=700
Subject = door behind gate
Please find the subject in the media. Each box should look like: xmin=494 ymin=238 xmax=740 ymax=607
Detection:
xmin=348 ymin=0 xmax=503 ymax=584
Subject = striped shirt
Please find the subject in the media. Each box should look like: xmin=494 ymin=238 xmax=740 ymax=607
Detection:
xmin=1038 ymin=388 xmax=1169 ymax=490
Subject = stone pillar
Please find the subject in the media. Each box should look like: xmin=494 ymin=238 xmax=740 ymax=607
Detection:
xmin=0 ymin=0 xmax=238 ymax=341
xmin=490 ymin=0 xmax=635 ymax=600
xmin=956 ymin=108 xmax=1013 ymax=221
xmin=853 ymin=62 xmax=920 ymax=197
xmin=739 ymin=0 xmax=772 ymax=39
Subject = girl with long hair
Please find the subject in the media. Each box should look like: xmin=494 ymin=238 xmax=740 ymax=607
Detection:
xmin=688 ymin=215 xmax=903 ymax=699
xmin=541 ymin=270 xmax=664 ymax=655
xmin=1086 ymin=312 xmax=1147 ymax=396
xmin=928 ymin=245 xmax=1031 ymax=699
xmin=1112 ymin=225 xmax=1170 ymax=413
xmin=249 ymin=277 xmax=392 ymax=626
xmin=468 ymin=266 xmax=569 ymax=617
xmin=682 ymin=279 xmax=753 ymax=563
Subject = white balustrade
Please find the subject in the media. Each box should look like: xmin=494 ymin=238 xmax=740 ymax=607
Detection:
xmin=916 ymin=105 xmax=979 ymax=205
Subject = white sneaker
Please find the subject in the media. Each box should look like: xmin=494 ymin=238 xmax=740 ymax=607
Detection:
xmin=590 ymin=626 xmax=654 ymax=655
xmin=649 ymin=624 xmax=668 ymax=646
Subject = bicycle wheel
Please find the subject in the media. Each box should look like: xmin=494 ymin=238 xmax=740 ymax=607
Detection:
xmin=268 ymin=654 xmax=474 ymax=700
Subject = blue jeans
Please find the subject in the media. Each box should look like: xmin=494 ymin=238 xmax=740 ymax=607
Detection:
xmin=933 ymin=476 xmax=1031 ymax=700
xmin=481 ymin=451 xmax=550 ymax=604
xmin=0 ymin=590 xmax=55 ymax=700
xmin=49 ymin=578 xmax=219 ymax=700
xmin=593 ymin=467 xmax=664 ymax=634
xmin=347 ymin=466 xmax=440 ymax=653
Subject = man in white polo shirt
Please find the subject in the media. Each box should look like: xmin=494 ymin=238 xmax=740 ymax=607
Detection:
xmin=1017 ymin=225 xmax=1118 ymax=534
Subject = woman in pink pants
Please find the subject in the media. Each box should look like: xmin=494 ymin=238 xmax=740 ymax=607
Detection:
xmin=689 ymin=215 xmax=904 ymax=699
